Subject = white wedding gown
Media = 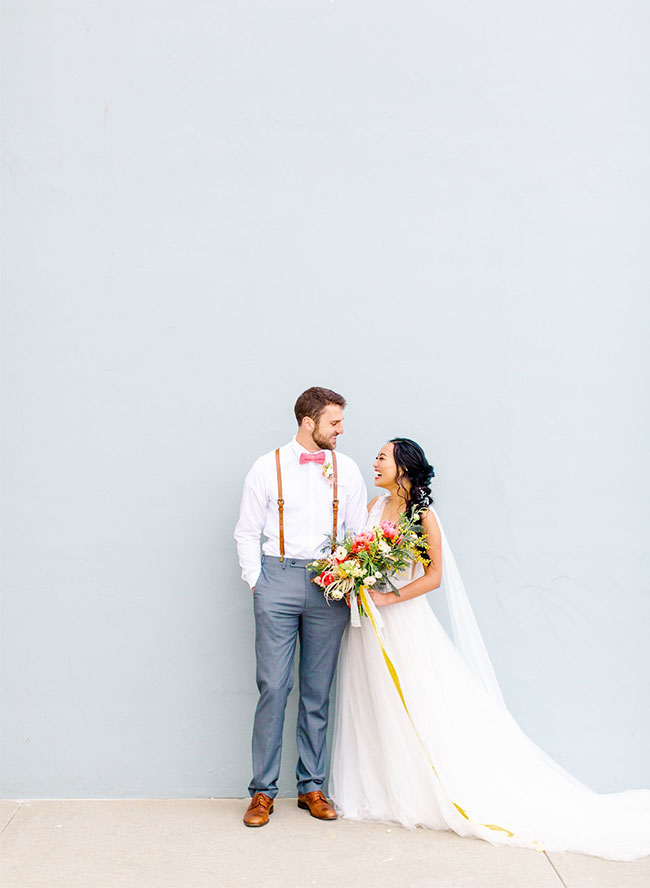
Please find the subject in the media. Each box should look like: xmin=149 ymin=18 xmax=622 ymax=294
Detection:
xmin=329 ymin=496 xmax=650 ymax=860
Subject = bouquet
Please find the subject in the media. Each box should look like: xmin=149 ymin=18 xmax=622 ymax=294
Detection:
xmin=308 ymin=512 xmax=429 ymax=617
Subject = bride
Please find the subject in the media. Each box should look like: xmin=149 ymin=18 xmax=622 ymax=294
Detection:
xmin=329 ymin=438 xmax=650 ymax=861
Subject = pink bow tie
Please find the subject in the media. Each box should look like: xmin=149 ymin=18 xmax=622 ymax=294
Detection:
xmin=299 ymin=451 xmax=326 ymax=465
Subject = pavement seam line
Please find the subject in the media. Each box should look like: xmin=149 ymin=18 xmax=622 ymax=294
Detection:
xmin=543 ymin=851 xmax=568 ymax=887
xmin=0 ymin=804 xmax=21 ymax=836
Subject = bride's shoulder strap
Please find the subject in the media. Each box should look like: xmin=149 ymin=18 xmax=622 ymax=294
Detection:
xmin=426 ymin=506 xmax=443 ymax=532
xmin=420 ymin=506 xmax=441 ymax=537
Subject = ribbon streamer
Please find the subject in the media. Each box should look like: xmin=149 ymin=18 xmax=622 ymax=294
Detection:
xmin=356 ymin=585 xmax=543 ymax=846
xmin=348 ymin=588 xmax=383 ymax=630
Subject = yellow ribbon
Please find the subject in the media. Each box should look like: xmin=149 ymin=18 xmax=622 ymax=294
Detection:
xmin=357 ymin=585 xmax=535 ymax=844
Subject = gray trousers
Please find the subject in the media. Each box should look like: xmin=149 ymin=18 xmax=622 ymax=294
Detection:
xmin=249 ymin=555 xmax=349 ymax=799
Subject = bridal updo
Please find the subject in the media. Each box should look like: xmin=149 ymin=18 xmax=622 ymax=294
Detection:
xmin=389 ymin=438 xmax=435 ymax=519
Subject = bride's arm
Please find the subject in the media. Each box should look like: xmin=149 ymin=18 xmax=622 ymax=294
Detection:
xmin=369 ymin=509 xmax=442 ymax=607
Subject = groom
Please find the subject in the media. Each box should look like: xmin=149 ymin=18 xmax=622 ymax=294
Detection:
xmin=234 ymin=386 xmax=367 ymax=827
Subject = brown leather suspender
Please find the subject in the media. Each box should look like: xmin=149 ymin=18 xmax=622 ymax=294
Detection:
xmin=275 ymin=448 xmax=285 ymax=561
xmin=274 ymin=449 xmax=339 ymax=561
xmin=331 ymin=451 xmax=339 ymax=546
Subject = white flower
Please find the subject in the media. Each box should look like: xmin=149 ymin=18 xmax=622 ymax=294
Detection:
xmin=364 ymin=576 xmax=376 ymax=585
xmin=378 ymin=540 xmax=390 ymax=554
xmin=334 ymin=546 xmax=347 ymax=561
xmin=329 ymin=589 xmax=344 ymax=600
xmin=374 ymin=573 xmax=382 ymax=579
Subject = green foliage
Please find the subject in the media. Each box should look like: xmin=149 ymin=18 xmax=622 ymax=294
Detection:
xmin=308 ymin=512 xmax=430 ymax=607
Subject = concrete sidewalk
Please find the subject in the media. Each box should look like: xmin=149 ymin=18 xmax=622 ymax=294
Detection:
xmin=1 ymin=799 xmax=648 ymax=888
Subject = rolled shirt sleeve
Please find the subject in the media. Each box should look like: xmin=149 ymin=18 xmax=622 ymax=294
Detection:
xmin=234 ymin=460 xmax=267 ymax=588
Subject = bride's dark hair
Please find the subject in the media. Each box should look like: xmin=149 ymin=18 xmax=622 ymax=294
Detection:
xmin=389 ymin=438 xmax=435 ymax=519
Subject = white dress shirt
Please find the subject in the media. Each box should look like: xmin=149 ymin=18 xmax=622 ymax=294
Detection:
xmin=234 ymin=437 xmax=368 ymax=588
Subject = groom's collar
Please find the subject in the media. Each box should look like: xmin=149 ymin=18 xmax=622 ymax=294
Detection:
xmin=288 ymin=438 xmax=307 ymax=459
xmin=289 ymin=436 xmax=312 ymax=460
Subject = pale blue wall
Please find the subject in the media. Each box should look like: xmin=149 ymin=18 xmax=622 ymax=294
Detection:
xmin=2 ymin=1 xmax=649 ymax=798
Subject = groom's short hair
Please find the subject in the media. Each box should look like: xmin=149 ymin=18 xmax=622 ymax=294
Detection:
xmin=294 ymin=387 xmax=346 ymax=425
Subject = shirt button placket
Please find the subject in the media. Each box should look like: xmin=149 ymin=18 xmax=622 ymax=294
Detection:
xmin=307 ymin=462 xmax=315 ymax=553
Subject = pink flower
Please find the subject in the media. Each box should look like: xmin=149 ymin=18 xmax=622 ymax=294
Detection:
xmin=350 ymin=533 xmax=372 ymax=554
xmin=380 ymin=521 xmax=399 ymax=540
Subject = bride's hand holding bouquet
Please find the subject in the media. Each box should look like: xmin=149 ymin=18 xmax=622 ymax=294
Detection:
xmin=308 ymin=513 xmax=429 ymax=618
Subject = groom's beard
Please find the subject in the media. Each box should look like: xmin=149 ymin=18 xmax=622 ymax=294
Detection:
xmin=312 ymin=425 xmax=336 ymax=451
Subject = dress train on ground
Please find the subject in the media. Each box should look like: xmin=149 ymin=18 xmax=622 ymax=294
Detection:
xmin=329 ymin=497 xmax=650 ymax=860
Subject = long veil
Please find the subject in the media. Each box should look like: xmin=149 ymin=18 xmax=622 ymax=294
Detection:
xmin=432 ymin=507 xmax=589 ymax=789
xmin=432 ymin=507 xmax=506 ymax=709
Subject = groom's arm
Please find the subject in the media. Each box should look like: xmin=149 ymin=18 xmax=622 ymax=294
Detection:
xmin=345 ymin=463 xmax=368 ymax=536
xmin=234 ymin=460 xmax=267 ymax=590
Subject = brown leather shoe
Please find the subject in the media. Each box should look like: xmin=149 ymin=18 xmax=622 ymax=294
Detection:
xmin=297 ymin=790 xmax=337 ymax=820
xmin=243 ymin=792 xmax=274 ymax=827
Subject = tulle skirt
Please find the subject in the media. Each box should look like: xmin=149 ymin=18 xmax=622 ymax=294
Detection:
xmin=329 ymin=595 xmax=650 ymax=860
